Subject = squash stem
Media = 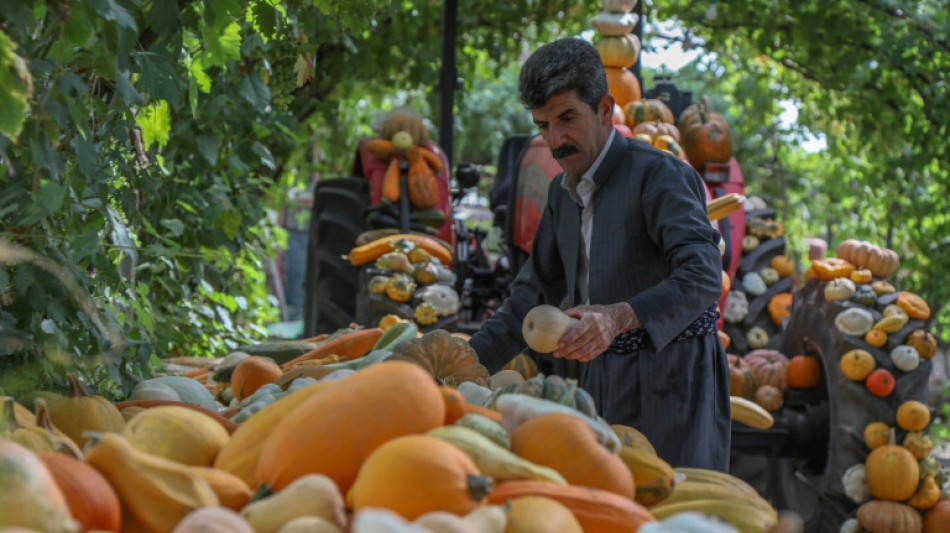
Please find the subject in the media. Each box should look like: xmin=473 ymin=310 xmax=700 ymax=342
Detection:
xmin=65 ymin=373 xmax=90 ymax=397
xmin=251 ymin=483 xmax=275 ymax=503
xmin=466 ymin=474 xmax=495 ymax=502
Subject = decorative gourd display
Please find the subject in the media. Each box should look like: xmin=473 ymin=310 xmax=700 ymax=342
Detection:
xmin=38 ymin=451 xmax=122 ymax=532
xmin=364 ymin=110 xmax=443 ymax=210
xmin=347 ymin=435 xmax=493 ymax=520
xmin=511 ymin=412 xmax=634 ymax=498
xmin=863 ymin=430 xmax=919 ymax=501
xmin=727 ymin=354 xmax=758 ymax=399
xmin=47 ymin=374 xmax=126 ymax=448
xmin=785 ymin=355 xmax=820 ymax=389
xmin=896 ymin=400 xmax=930 ymax=432
xmin=388 ymin=329 xmax=491 ymax=387
xmin=0 ymin=439 xmax=79 ymax=533
xmin=241 ymin=474 xmax=346 ymax=533
xmin=743 ymin=350 xmax=789 ymax=392
xmin=865 ymin=368 xmax=896 ymax=397
xmin=256 ymin=361 xmax=445 ymax=495
xmin=122 ymin=405 xmax=230 ymax=467
xmin=521 ymin=305 xmax=579 ymax=354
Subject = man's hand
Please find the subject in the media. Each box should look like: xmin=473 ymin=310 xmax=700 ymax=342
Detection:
xmin=553 ymin=303 xmax=641 ymax=362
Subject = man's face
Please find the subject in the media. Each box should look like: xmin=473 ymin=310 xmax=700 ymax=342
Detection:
xmin=531 ymin=90 xmax=614 ymax=177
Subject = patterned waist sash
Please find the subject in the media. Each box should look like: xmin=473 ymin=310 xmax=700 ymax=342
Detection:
xmin=604 ymin=304 xmax=720 ymax=354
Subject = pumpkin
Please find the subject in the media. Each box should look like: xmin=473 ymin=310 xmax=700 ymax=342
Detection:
xmin=723 ymin=291 xmax=748 ymax=323
xmin=871 ymin=280 xmax=896 ymax=295
xmin=407 ymin=159 xmax=440 ymax=210
xmin=171 ymin=507 xmax=255 ymax=533
xmin=149 ymin=376 xmax=219 ymax=411
xmin=241 ymin=474 xmax=346 ymax=533
xmin=503 ymin=353 xmax=540 ymax=379
xmin=368 ymin=275 xmax=391 ymax=294
xmin=717 ymin=330 xmax=731 ymax=350
xmin=510 ymin=413 xmax=634 ymax=498
xmin=745 ymin=327 xmax=770 ymax=350
xmin=618 ymin=446 xmax=676 ymax=506
xmin=842 ymin=463 xmax=871 ymax=504
xmin=130 ymin=379 xmax=182 ymax=403
xmin=506 ymin=496 xmax=583 ymax=533
xmin=276 ymin=516 xmax=343 ymax=533
xmin=770 ymin=255 xmax=795 ymax=278
xmin=414 ymin=302 xmax=439 ymax=326
xmin=834 ymin=307 xmax=874 ymax=337
xmin=47 ymin=374 xmax=126 ymax=448
xmin=850 ymin=269 xmax=873 ymax=284
xmin=896 ymin=400 xmax=930 ymax=432
xmin=521 ymin=305 xmax=578 ymax=354
xmin=864 ymin=430 xmax=920 ymax=501
xmin=786 ymin=355 xmax=820 ymax=388
xmin=0 ymin=440 xmax=79 ymax=533
xmin=753 ymin=385 xmax=784 ymax=412
xmin=347 ymin=435 xmax=493 ymax=519
xmin=759 ymin=267 xmax=780 ymax=286
xmin=742 ymin=235 xmax=760 ymax=252
xmin=743 ymin=350 xmax=789 ymax=392
xmin=903 ymin=432 xmax=934 ymax=460
xmin=865 ymin=368 xmax=896 ymax=397
xmin=37 ymin=451 xmax=121 ymax=532
xmin=610 ymin=424 xmax=657 ymax=455
xmin=890 ymin=345 xmax=920 ymax=372
xmin=812 ymin=257 xmax=855 ymax=281
xmin=906 ymin=329 xmax=937 ymax=359
xmin=386 ymin=275 xmax=417 ymax=302
xmin=864 ymin=329 xmax=888 ymax=347
xmin=388 ymin=329 xmax=491 ymax=387
xmin=839 ymin=349 xmax=876 ymax=381
xmin=256 ymin=361 xmax=445 ymax=494
xmin=897 ymin=291 xmax=931 ymax=320
xmin=727 ymin=354 xmax=757 ymax=399
xmin=680 ymin=107 xmax=734 ymax=170
xmin=852 ymin=284 xmax=878 ymax=307
xmin=122 ymin=405 xmax=230 ymax=467
xmin=908 ymin=474 xmax=940 ymax=511
xmin=824 ymin=277 xmax=856 ymax=301
xmin=418 ymin=284 xmax=461 ymax=316
xmin=836 ymin=240 xmax=900 ymax=278
xmin=857 ymin=501 xmax=922 ymax=533
xmin=863 ymin=421 xmax=891 ymax=450
xmin=605 ymin=67 xmax=641 ymax=109
xmin=231 ymin=356 xmax=282 ymax=402
xmin=624 ymin=98 xmax=674 ymax=128
xmin=632 ymin=120 xmax=681 ymax=142
xmin=923 ymin=500 xmax=950 ymax=533
xmin=595 ymin=34 xmax=641 ymax=68
xmin=487 ymin=480 xmax=655 ymax=532
xmin=742 ymin=272 xmax=767 ymax=296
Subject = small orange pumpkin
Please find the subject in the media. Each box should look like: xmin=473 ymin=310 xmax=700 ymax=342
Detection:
xmin=47 ymin=374 xmax=126 ymax=448
xmin=906 ymin=329 xmax=937 ymax=359
xmin=770 ymin=255 xmax=795 ymax=278
xmin=840 ymin=349 xmax=876 ymax=381
xmin=767 ymin=293 xmax=793 ymax=325
xmin=786 ymin=355 xmax=820 ymax=388
xmin=754 ymin=385 xmax=784 ymax=412
xmin=896 ymin=291 xmax=931 ymax=320
xmin=728 ymin=354 xmax=757 ymax=399
xmin=865 ymin=368 xmax=895 ymax=397
xmin=896 ymin=400 xmax=930 ymax=432
xmin=347 ymin=435 xmax=492 ymax=519
xmin=811 ymin=257 xmax=855 ymax=281
xmin=849 ymin=269 xmax=873 ymax=283
xmin=863 ymin=422 xmax=891 ymax=450
xmin=864 ymin=329 xmax=887 ymax=348
xmin=864 ymin=431 xmax=920 ymax=501
xmin=924 ymin=500 xmax=950 ymax=533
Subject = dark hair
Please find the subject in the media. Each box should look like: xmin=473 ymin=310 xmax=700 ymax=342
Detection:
xmin=518 ymin=38 xmax=608 ymax=113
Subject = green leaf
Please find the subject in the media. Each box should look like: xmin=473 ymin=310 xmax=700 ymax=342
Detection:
xmin=89 ymin=0 xmax=137 ymax=31
xmin=217 ymin=209 xmax=243 ymax=240
xmin=201 ymin=21 xmax=242 ymax=68
xmin=147 ymin=0 xmax=181 ymax=34
xmin=250 ymin=0 xmax=279 ymax=39
xmin=70 ymin=135 xmax=99 ymax=178
xmin=114 ymin=68 xmax=145 ymax=106
xmin=70 ymin=228 xmax=101 ymax=261
xmin=0 ymin=30 xmax=31 ymax=139
xmin=135 ymin=100 xmax=171 ymax=150
xmin=22 ymin=180 xmax=67 ymax=223
xmin=160 ymin=218 xmax=185 ymax=237
xmin=237 ymin=73 xmax=270 ymax=110
xmin=196 ymin=135 xmax=220 ymax=164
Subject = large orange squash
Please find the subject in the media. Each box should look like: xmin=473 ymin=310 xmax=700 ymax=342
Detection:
xmin=605 ymin=67 xmax=641 ymax=109
xmin=487 ymin=480 xmax=655 ymax=533
xmin=47 ymin=374 xmax=125 ymax=448
xmin=511 ymin=413 xmax=633 ymax=498
xmin=38 ymin=451 xmax=122 ymax=532
xmin=347 ymin=435 xmax=492 ymax=520
xmin=256 ymin=361 xmax=445 ymax=494
xmin=230 ymin=356 xmax=282 ymax=402
xmin=864 ymin=432 xmax=920 ymax=501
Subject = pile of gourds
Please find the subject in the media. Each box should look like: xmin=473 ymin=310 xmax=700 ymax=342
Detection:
xmin=2 ymin=322 xmax=786 ymax=533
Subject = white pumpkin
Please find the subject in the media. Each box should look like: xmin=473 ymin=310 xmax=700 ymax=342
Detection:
xmin=746 ymin=327 xmax=770 ymax=350
xmin=890 ymin=345 xmax=920 ymax=372
xmin=834 ymin=307 xmax=874 ymax=337
xmin=724 ymin=291 xmax=749 ymax=323
xmin=742 ymin=272 xmax=767 ymax=296
xmin=824 ymin=278 xmax=856 ymax=302
xmin=759 ymin=267 xmax=780 ymax=286
xmin=839 ymin=518 xmax=861 ymax=533
xmin=418 ymin=284 xmax=461 ymax=316
xmin=842 ymin=464 xmax=871 ymax=504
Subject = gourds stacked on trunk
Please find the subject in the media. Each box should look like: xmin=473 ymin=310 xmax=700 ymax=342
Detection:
xmin=591 ymin=0 xmax=642 ymax=109
xmin=0 ymin=326 xmax=784 ymax=532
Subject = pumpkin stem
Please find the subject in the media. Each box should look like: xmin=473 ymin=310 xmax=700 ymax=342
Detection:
xmin=33 ymin=398 xmax=55 ymax=430
xmin=250 ymin=483 xmax=275 ymax=503
xmin=65 ymin=373 xmax=91 ymax=398
xmin=1 ymin=396 xmax=25 ymax=431
xmin=466 ymin=473 xmax=495 ymax=502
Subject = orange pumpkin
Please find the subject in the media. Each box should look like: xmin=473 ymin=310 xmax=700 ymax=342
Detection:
xmin=728 ymin=354 xmax=757 ymax=399
xmin=786 ymin=355 xmax=820 ymax=388
xmin=605 ymin=67 xmax=641 ymax=109
xmin=347 ymin=435 xmax=492 ymax=519
xmin=679 ymin=106 xmax=733 ymax=170
xmin=865 ymin=368 xmax=895 ymax=397
xmin=47 ymin=374 xmax=126 ymax=448
xmin=256 ymin=361 xmax=445 ymax=494
xmin=767 ymin=292 xmax=793 ymax=325
xmin=486 ymin=480 xmax=656 ymax=533
xmin=230 ymin=356 xmax=282 ymax=402
xmin=840 ymin=349 xmax=876 ymax=381
xmin=923 ymin=500 xmax=950 ymax=533
xmin=849 ymin=269 xmax=873 ymax=284
xmin=811 ymin=257 xmax=855 ymax=281
xmin=906 ymin=329 xmax=937 ymax=359
xmin=743 ymin=350 xmax=789 ymax=392
xmin=864 ymin=433 xmax=920 ymax=501
xmin=896 ymin=291 xmax=930 ymax=320
xmin=864 ymin=329 xmax=888 ymax=348
xmin=510 ymin=413 xmax=633 ymax=498
xmin=896 ymin=400 xmax=931 ymax=432
xmin=770 ymin=255 xmax=795 ymax=278
xmin=863 ymin=422 xmax=891 ymax=450
xmin=38 ymin=451 xmax=122 ymax=532
xmin=717 ymin=330 xmax=731 ymax=350
xmin=754 ymin=385 xmax=784 ymax=412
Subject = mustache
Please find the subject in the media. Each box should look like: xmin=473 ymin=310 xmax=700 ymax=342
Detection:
xmin=551 ymin=144 xmax=580 ymax=159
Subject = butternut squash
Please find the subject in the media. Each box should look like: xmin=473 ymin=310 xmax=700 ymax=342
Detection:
xmin=521 ymin=305 xmax=578 ymax=353
xmin=240 ymin=474 xmax=347 ymax=533
xmin=619 ymin=445 xmax=677 ymax=506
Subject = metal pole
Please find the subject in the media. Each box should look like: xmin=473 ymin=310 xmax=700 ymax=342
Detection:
xmin=439 ymin=0 xmax=458 ymax=169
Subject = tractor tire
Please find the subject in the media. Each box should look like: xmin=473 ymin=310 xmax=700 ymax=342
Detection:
xmin=731 ymin=279 xmax=932 ymax=531
xmin=302 ymin=178 xmax=369 ymax=337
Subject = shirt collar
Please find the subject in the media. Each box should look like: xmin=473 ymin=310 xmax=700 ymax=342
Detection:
xmin=561 ymin=128 xmax=617 ymax=204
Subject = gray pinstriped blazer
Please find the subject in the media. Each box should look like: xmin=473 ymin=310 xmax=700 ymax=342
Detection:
xmin=470 ymin=131 xmax=731 ymax=469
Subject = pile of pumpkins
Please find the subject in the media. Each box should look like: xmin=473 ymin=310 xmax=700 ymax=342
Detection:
xmin=3 ymin=320 xmax=787 ymax=533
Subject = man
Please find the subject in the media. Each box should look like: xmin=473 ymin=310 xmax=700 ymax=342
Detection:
xmin=468 ymin=38 xmax=731 ymax=470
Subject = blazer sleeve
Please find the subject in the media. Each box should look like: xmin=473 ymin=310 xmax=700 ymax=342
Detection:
xmin=469 ymin=180 xmax=568 ymax=374
xmin=627 ymin=158 xmax=723 ymax=352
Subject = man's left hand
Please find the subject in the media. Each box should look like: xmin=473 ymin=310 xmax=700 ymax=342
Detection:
xmin=553 ymin=303 xmax=640 ymax=362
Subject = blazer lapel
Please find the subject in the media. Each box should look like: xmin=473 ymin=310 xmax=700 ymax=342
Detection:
xmin=557 ymin=175 xmax=581 ymax=308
